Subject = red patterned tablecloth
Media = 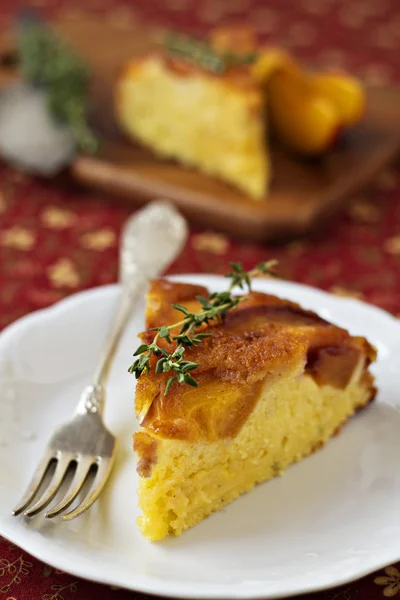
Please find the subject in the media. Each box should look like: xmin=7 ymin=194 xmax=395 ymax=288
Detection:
xmin=1 ymin=0 xmax=400 ymax=598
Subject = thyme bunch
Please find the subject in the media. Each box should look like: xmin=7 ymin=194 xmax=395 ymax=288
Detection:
xmin=129 ymin=261 xmax=277 ymax=394
xmin=17 ymin=11 xmax=99 ymax=153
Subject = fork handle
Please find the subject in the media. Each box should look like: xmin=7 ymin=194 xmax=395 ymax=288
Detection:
xmin=92 ymin=276 xmax=147 ymax=386
xmin=76 ymin=284 xmax=143 ymax=415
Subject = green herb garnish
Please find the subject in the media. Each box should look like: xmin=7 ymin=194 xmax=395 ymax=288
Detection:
xmin=17 ymin=13 xmax=98 ymax=153
xmin=129 ymin=261 xmax=278 ymax=394
xmin=163 ymin=31 xmax=258 ymax=75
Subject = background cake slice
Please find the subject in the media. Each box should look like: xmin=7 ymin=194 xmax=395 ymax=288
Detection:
xmin=116 ymin=26 xmax=365 ymax=199
xmin=116 ymin=29 xmax=271 ymax=199
xmin=133 ymin=280 xmax=376 ymax=541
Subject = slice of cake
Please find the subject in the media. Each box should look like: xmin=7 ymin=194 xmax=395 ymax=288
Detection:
xmin=116 ymin=28 xmax=277 ymax=200
xmin=133 ymin=279 xmax=376 ymax=541
xmin=116 ymin=26 xmax=365 ymax=198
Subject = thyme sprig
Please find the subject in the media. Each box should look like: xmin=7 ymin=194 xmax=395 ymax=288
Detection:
xmin=163 ymin=31 xmax=258 ymax=75
xmin=128 ymin=260 xmax=277 ymax=394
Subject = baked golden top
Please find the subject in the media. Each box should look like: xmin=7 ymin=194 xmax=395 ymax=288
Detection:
xmin=135 ymin=280 xmax=376 ymax=441
xmin=120 ymin=26 xmax=289 ymax=94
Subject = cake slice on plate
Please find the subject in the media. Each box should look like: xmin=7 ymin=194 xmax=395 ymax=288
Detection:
xmin=132 ymin=277 xmax=376 ymax=541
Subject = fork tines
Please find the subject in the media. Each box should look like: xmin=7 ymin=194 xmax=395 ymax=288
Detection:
xmin=13 ymin=450 xmax=113 ymax=520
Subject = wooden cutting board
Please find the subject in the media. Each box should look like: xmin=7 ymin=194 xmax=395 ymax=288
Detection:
xmin=1 ymin=16 xmax=400 ymax=240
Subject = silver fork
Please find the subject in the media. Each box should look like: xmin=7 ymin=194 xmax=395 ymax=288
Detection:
xmin=12 ymin=201 xmax=188 ymax=520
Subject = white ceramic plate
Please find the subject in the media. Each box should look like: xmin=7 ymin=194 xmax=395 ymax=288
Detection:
xmin=1 ymin=275 xmax=400 ymax=599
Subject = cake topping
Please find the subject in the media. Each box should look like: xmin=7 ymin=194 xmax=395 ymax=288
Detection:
xmin=162 ymin=31 xmax=258 ymax=75
xmin=133 ymin=278 xmax=377 ymax=441
xmin=128 ymin=261 xmax=278 ymax=394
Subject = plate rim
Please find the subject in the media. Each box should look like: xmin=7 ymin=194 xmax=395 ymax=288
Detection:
xmin=1 ymin=274 xmax=400 ymax=599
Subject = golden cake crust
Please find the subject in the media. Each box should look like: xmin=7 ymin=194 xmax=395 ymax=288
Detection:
xmin=119 ymin=51 xmax=263 ymax=96
xmin=119 ymin=26 xmax=282 ymax=94
xmin=134 ymin=280 xmax=376 ymax=444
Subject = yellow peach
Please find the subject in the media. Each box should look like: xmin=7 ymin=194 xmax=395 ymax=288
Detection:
xmin=268 ymin=69 xmax=340 ymax=155
xmin=309 ymin=72 xmax=365 ymax=127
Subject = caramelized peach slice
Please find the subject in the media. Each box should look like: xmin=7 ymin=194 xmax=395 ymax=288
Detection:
xmin=306 ymin=346 xmax=363 ymax=389
xmin=210 ymin=25 xmax=258 ymax=54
